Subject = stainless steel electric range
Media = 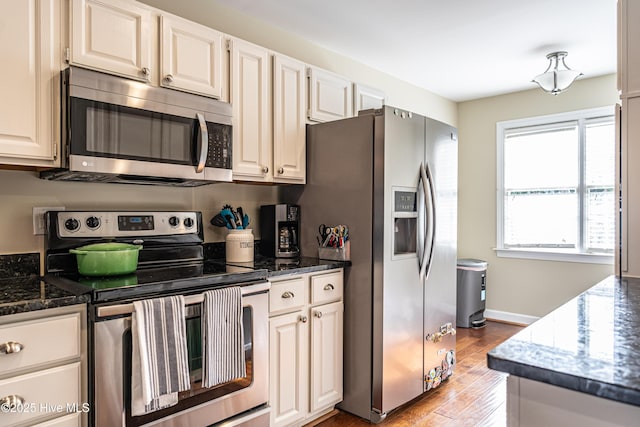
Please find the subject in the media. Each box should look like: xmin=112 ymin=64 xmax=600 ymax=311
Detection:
xmin=43 ymin=210 xmax=270 ymax=427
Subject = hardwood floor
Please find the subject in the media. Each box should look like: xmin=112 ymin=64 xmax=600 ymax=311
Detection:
xmin=312 ymin=321 xmax=524 ymax=427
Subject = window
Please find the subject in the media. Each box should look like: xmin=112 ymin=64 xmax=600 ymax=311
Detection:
xmin=496 ymin=107 xmax=615 ymax=264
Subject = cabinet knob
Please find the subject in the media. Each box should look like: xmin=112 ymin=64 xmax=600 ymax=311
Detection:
xmin=0 ymin=341 xmax=24 ymax=355
xmin=141 ymin=67 xmax=151 ymax=79
xmin=262 ymin=166 xmax=269 ymax=174
xmin=281 ymin=291 xmax=294 ymax=299
xmin=299 ymin=315 xmax=308 ymax=323
xmin=314 ymin=311 xmax=323 ymax=318
xmin=323 ymin=284 xmax=335 ymax=291
xmin=277 ymin=167 xmax=284 ymax=175
xmin=164 ymin=74 xmax=174 ymax=83
xmin=0 ymin=394 xmax=25 ymax=410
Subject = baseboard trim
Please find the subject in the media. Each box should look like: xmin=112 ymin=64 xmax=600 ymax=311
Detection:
xmin=485 ymin=309 xmax=539 ymax=326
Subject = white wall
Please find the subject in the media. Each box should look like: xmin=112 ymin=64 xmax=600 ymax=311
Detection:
xmin=457 ymin=74 xmax=618 ymax=319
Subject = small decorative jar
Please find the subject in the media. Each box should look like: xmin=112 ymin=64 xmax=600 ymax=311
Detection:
xmin=226 ymin=229 xmax=254 ymax=262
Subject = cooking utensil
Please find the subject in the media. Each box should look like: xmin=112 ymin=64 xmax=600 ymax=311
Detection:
xmin=210 ymin=213 xmax=227 ymax=227
xmin=70 ymin=242 xmax=142 ymax=276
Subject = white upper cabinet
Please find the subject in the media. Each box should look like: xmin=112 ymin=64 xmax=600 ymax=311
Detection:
xmin=70 ymin=0 xmax=152 ymax=82
xmin=353 ymin=83 xmax=386 ymax=115
xmin=160 ymin=14 xmax=224 ymax=98
xmin=618 ymin=0 xmax=640 ymax=97
xmin=0 ymin=0 xmax=61 ymax=167
xmin=229 ymin=38 xmax=272 ymax=182
xmin=307 ymin=67 xmax=353 ymax=122
xmin=273 ymin=54 xmax=306 ymax=183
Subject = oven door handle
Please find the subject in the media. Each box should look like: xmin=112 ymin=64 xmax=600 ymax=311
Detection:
xmin=96 ymin=281 xmax=270 ymax=318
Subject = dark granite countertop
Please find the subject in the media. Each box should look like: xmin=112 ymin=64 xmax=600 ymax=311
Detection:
xmin=0 ymin=250 xmax=346 ymax=316
xmin=222 ymin=255 xmax=348 ymax=278
xmin=0 ymin=275 xmax=90 ymax=317
xmin=488 ymin=275 xmax=640 ymax=407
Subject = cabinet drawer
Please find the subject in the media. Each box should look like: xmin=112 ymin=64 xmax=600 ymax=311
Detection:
xmin=0 ymin=362 xmax=81 ymax=427
xmin=0 ymin=314 xmax=81 ymax=375
xmin=270 ymin=277 xmax=306 ymax=314
xmin=311 ymin=271 xmax=343 ymax=305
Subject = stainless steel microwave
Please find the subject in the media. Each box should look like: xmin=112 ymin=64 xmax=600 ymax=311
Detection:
xmin=41 ymin=67 xmax=232 ymax=186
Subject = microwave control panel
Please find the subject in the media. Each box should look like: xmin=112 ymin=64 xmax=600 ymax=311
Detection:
xmin=206 ymin=123 xmax=232 ymax=169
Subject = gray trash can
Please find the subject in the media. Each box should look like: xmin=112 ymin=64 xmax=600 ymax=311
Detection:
xmin=456 ymin=258 xmax=488 ymax=328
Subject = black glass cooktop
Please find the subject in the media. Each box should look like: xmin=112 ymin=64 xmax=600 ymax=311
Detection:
xmin=43 ymin=261 xmax=268 ymax=303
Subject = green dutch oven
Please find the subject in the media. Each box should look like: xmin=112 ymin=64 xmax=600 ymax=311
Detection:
xmin=70 ymin=243 xmax=143 ymax=276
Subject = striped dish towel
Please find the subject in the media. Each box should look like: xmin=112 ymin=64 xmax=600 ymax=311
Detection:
xmin=202 ymin=286 xmax=246 ymax=388
xmin=131 ymin=295 xmax=191 ymax=416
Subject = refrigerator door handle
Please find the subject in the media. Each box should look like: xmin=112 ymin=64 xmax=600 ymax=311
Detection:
xmin=420 ymin=162 xmax=436 ymax=281
xmin=418 ymin=163 xmax=431 ymax=280
xmin=417 ymin=168 xmax=426 ymax=274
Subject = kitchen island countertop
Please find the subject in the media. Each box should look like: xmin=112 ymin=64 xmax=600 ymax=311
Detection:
xmin=487 ymin=275 xmax=640 ymax=407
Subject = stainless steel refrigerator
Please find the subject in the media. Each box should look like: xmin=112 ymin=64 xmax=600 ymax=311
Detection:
xmin=294 ymin=106 xmax=458 ymax=422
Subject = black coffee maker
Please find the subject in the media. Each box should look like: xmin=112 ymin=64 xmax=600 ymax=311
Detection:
xmin=260 ymin=204 xmax=300 ymax=258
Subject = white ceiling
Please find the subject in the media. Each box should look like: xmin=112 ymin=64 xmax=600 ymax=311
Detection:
xmin=212 ymin=0 xmax=617 ymax=102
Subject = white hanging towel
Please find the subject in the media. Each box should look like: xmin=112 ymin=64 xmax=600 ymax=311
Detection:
xmin=131 ymin=295 xmax=191 ymax=416
xmin=202 ymin=286 xmax=246 ymax=388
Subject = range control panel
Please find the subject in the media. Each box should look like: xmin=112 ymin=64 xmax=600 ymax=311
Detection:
xmin=55 ymin=211 xmax=199 ymax=238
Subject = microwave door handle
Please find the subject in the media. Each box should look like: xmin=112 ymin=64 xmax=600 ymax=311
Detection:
xmin=195 ymin=113 xmax=208 ymax=173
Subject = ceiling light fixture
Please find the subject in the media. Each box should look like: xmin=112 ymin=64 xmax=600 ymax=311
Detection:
xmin=531 ymin=51 xmax=583 ymax=95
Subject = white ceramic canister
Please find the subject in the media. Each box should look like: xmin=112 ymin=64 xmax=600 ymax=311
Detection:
xmin=226 ymin=229 xmax=254 ymax=262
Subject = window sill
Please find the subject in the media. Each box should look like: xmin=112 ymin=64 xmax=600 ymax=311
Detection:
xmin=494 ymin=248 xmax=613 ymax=265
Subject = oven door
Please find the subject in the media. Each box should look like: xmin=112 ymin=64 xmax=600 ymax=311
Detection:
xmin=92 ymin=282 xmax=269 ymax=427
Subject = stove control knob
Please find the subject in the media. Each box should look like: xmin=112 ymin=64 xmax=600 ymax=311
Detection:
xmin=183 ymin=217 xmax=194 ymax=228
xmin=168 ymin=216 xmax=180 ymax=227
xmin=64 ymin=218 xmax=80 ymax=232
xmin=86 ymin=216 xmax=101 ymax=229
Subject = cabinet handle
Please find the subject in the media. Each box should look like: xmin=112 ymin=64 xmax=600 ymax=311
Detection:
xmin=0 ymin=341 xmax=23 ymax=355
xmin=141 ymin=67 xmax=151 ymax=79
xmin=314 ymin=311 xmax=323 ymax=318
xmin=277 ymin=167 xmax=284 ymax=175
xmin=299 ymin=315 xmax=308 ymax=323
xmin=323 ymin=284 xmax=335 ymax=291
xmin=164 ymin=74 xmax=174 ymax=83
xmin=0 ymin=395 xmax=25 ymax=410
xmin=281 ymin=291 xmax=294 ymax=299
xmin=262 ymin=166 xmax=269 ymax=174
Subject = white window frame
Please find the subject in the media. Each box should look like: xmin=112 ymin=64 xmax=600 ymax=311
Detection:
xmin=496 ymin=106 xmax=615 ymax=265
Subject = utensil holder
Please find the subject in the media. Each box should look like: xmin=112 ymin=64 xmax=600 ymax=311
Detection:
xmin=226 ymin=229 xmax=254 ymax=262
xmin=318 ymin=240 xmax=350 ymax=261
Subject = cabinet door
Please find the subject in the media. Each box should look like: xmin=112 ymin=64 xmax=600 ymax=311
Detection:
xmin=0 ymin=0 xmax=60 ymax=166
xmin=620 ymin=97 xmax=640 ymax=277
xmin=353 ymin=83 xmax=386 ymax=115
xmin=619 ymin=0 xmax=640 ymax=96
xmin=273 ymin=54 xmax=306 ymax=183
xmin=269 ymin=311 xmax=309 ymax=427
xmin=70 ymin=0 xmax=152 ymax=82
xmin=310 ymin=301 xmax=343 ymax=412
xmin=229 ymin=38 xmax=272 ymax=182
xmin=307 ymin=67 xmax=353 ymax=122
xmin=160 ymin=14 xmax=224 ymax=98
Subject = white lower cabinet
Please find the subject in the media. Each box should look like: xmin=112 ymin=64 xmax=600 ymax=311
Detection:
xmin=269 ymin=269 xmax=344 ymax=427
xmin=0 ymin=305 xmax=87 ymax=427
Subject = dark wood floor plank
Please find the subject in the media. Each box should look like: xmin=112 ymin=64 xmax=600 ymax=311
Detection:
xmin=311 ymin=321 xmax=523 ymax=427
